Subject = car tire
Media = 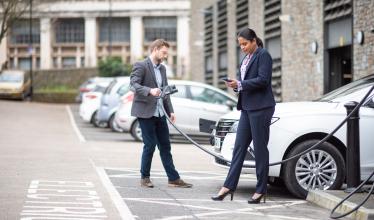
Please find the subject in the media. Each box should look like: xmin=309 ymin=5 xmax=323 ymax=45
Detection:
xmin=109 ymin=114 xmax=124 ymax=132
xmin=130 ymin=120 xmax=142 ymax=141
xmin=92 ymin=111 xmax=107 ymax=128
xmin=282 ymin=139 xmax=345 ymax=199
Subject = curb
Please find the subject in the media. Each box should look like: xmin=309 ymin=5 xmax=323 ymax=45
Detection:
xmin=306 ymin=190 xmax=374 ymax=220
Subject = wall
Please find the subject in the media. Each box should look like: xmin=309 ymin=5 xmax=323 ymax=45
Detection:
xmin=281 ymin=0 xmax=324 ymax=101
xmin=353 ymin=0 xmax=374 ymax=80
xmin=189 ymin=0 xmax=217 ymax=82
xmin=32 ymin=68 xmax=98 ymax=90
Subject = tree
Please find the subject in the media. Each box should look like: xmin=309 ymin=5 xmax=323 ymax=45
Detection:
xmin=0 ymin=0 xmax=31 ymax=44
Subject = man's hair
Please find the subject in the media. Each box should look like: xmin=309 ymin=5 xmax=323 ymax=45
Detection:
xmin=149 ymin=39 xmax=170 ymax=52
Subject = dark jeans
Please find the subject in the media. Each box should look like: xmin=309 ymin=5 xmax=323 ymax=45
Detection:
xmin=138 ymin=116 xmax=180 ymax=181
xmin=224 ymin=106 xmax=274 ymax=194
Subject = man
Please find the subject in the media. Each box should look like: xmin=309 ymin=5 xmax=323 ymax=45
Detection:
xmin=130 ymin=39 xmax=192 ymax=188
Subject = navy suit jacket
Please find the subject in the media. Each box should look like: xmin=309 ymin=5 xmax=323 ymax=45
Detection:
xmin=237 ymin=47 xmax=276 ymax=111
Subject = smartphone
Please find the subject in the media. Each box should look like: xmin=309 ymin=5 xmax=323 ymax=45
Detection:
xmin=220 ymin=77 xmax=233 ymax=82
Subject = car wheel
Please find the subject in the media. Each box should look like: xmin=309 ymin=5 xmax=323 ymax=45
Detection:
xmin=130 ymin=120 xmax=142 ymax=141
xmin=109 ymin=114 xmax=124 ymax=132
xmin=92 ymin=111 xmax=107 ymax=128
xmin=282 ymin=140 xmax=345 ymax=199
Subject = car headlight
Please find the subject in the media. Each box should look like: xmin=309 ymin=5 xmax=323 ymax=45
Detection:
xmin=228 ymin=117 xmax=279 ymax=133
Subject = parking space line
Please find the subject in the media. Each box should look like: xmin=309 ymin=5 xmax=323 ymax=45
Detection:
xmin=95 ymin=166 xmax=135 ymax=220
xmin=66 ymin=105 xmax=86 ymax=143
xmin=154 ymin=203 xmax=317 ymax=220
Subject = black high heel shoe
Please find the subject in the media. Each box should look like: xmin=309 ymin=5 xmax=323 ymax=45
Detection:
xmin=211 ymin=190 xmax=234 ymax=201
xmin=248 ymin=193 xmax=266 ymax=204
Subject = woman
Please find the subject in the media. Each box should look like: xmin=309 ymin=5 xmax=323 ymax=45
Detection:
xmin=211 ymin=28 xmax=275 ymax=204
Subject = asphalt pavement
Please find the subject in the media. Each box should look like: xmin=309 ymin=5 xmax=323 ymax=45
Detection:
xmin=0 ymin=100 xmax=358 ymax=220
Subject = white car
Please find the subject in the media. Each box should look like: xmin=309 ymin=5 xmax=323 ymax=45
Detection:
xmin=114 ymin=80 xmax=237 ymax=141
xmin=79 ymin=81 xmax=111 ymax=126
xmin=213 ymin=74 xmax=374 ymax=199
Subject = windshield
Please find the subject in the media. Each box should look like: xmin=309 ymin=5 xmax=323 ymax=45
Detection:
xmin=0 ymin=72 xmax=24 ymax=83
xmin=318 ymin=75 xmax=374 ymax=102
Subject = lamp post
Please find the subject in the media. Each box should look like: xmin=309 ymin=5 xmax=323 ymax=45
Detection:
xmin=108 ymin=0 xmax=112 ymax=56
xmin=29 ymin=0 xmax=33 ymax=100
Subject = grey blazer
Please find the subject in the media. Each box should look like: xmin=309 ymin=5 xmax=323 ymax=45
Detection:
xmin=130 ymin=57 xmax=174 ymax=118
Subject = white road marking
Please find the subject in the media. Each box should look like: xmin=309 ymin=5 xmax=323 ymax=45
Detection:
xmin=66 ymin=105 xmax=86 ymax=143
xmin=106 ymin=168 xmax=256 ymax=181
xmin=95 ymin=166 xmax=135 ymax=220
xmin=125 ymin=198 xmax=225 ymax=211
xmin=154 ymin=204 xmax=317 ymax=220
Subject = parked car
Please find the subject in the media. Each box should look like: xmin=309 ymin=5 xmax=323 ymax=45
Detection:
xmin=75 ymin=77 xmax=114 ymax=102
xmin=114 ymin=80 xmax=237 ymax=141
xmin=79 ymin=81 xmax=111 ymax=127
xmin=212 ymin=74 xmax=374 ymax=199
xmin=96 ymin=77 xmax=130 ymax=132
xmin=0 ymin=70 xmax=31 ymax=100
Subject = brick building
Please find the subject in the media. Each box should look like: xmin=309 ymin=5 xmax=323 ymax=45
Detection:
xmin=190 ymin=0 xmax=374 ymax=101
xmin=0 ymin=0 xmax=190 ymax=78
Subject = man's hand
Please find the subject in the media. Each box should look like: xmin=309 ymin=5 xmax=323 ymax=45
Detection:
xmin=170 ymin=113 xmax=176 ymax=123
xmin=226 ymin=79 xmax=238 ymax=89
xmin=149 ymin=88 xmax=161 ymax=96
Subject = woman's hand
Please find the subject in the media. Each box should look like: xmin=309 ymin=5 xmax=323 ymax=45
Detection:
xmin=226 ymin=79 xmax=238 ymax=89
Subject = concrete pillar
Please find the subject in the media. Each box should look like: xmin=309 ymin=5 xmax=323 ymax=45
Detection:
xmin=226 ymin=0 xmax=237 ymax=82
xmin=130 ymin=16 xmax=143 ymax=63
xmin=177 ymin=15 xmax=190 ymax=79
xmin=40 ymin=18 xmax=51 ymax=69
xmin=84 ymin=17 xmax=97 ymax=67
xmin=0 ymin=20 xmax=7 ymax=69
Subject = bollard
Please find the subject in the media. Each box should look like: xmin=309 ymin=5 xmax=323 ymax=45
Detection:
xmin=344 ymin=101 xmax=362 ymax=193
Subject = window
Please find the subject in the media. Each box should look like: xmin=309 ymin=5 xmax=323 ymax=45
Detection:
xmin=99 ymin=18 xmax=130 ymax=43
xmin=62 ymin=57 xmax=76 ymax=68
xmin=266 ymin=37 xmax=281 ymax=59
xmin=205 ymin=56 xmax=213 ymax=72
xmin=143 ymin=17 xmax=177 ymax=42
xmin=117 ymin=83 xmax=130 ymax=96
xmin=18 ymin=58 xmax=31 ymax=70
xmin=171 ymin=85 xmax=187 ymax=98
xmin=218 ymin=52 xmax=227 ymax=70
xmin=190 ymin=86 xmax=230 ymax=105
xmin=55 ymin=19 xmax=84 ymax=43
xmin=10 ymin=19 xmax=40 ymax=44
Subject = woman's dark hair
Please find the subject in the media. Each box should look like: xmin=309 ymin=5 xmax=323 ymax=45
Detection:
xmin=237 ymin=28 xmax=263 ymax=48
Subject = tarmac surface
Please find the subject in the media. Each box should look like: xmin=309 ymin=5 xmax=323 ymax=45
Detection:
xmin=0 ymin=100 xmax=370 ymax=220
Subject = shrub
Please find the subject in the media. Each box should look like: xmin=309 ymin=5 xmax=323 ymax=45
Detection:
xmin=98 ymin=57 xmax=132 ymax=77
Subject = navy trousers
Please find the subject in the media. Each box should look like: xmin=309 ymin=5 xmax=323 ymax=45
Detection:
xmin=138 ymin=116 xmax=180 ymax=181
xmin=224 ymin=107 xmax=274 ymax=194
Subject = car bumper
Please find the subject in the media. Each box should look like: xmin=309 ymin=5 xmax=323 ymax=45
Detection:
xmin=115 ymin=114 xmax=135 ymax=131
xmin=0 ymin=92 xmax=23 ymax=99
xmin=79 ymin=105 xmax=96 ymax=122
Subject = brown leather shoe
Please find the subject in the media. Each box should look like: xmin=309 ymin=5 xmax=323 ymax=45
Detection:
xmin=168 ymin=179 xmax=193 ymax=188
xmin=140 ymin=178 xmax=154 ymax=188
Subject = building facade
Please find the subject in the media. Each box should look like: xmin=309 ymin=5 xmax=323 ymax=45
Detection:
xmin=190 ymin=0 xmax=374 ymax=101
xmin=0 ymin=0 xmax=190 ymax=78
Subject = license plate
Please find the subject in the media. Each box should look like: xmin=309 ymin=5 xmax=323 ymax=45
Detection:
xmin=214 ymin=137 xmax=221 ymax=150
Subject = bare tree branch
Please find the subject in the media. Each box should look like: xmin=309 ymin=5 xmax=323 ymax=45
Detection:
xmin=0 ymin=0 xmax=32 ymax=44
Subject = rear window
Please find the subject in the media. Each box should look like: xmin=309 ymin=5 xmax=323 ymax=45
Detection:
xmin=104 ymin=80 xmax=117 ymax=94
